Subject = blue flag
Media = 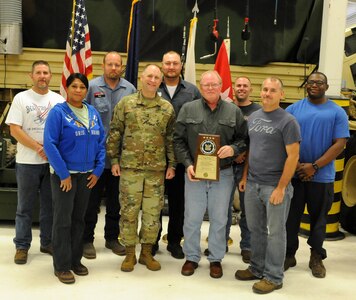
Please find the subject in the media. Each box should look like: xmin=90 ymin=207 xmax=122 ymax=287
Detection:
xmin=125 ymin=0 xmax=141 ymax=88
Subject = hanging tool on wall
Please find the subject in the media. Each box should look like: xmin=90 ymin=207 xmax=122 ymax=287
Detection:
xmin=200 ymin=0 xmax=219 ymax=60
xmin=241 ymin=0 xmax=250 ymax=56
xmin=224 ymin=16 xmax=230 ymax=62
xmin=152 ymin=0 xmax=155 ymax=31
xmin=181 ymin=25 xmax=187 ymax=78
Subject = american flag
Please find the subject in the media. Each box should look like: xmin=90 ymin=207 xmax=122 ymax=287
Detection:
xmin=60 ymin=0 xmax=93 ymax=99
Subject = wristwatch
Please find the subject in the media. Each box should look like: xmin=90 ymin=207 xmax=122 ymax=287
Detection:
xmin=312 ymin=162 xmax=319 ymax=172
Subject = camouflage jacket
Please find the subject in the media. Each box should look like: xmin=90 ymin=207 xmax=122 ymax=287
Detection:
xmin=107 ymin=91 xmax=177 ymax=171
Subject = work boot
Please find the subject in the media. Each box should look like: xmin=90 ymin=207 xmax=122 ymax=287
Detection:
xmin=284 ymin=255 xmax=297 ymax=271
xmin=83 ymin=243 xmax=96 ymax=259
xmin=167 ymin=243 xmax=184 ymax=259
xmin=72 ymin=263 xmax=89 ymax=276
xmin=235 ymin=268 xmax=260 ymax=281
xmin=121 ymin=246 xmax=137 ymax=272
xmin=14 ymin=249 xmax=28 ymax=264
xmin=253 ymin=278 xmax=283 ymax=294
xmin=241 ymin=250 xmax=251 ymax=264
xmin=105 ymin=240 xmax=126 ymax=256
xmin=40 ymin=244 xmax=53 ymax=256
xmin=139 ymin=243 xmax=161 ymax=271
xmin=55 ymin=270 xmax=75 ymax=284
xmin=309 ymin=249 xmax=326 ymax=278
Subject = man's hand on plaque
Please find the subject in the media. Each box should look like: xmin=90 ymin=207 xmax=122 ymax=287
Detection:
xmin=217 ymin=145 xmax=234 ymax=159
xmin=187 ymin=165 xmax=200 ymax=182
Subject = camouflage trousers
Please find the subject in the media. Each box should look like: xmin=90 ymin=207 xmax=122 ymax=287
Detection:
xmin=119 ymin=168 xmax=165 ymax=246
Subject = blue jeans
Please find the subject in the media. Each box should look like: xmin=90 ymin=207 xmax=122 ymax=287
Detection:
xmin=226 ymin=163 xmax=250 ymax=251
xmin=183 ymin=167 xmax=234 ymax=263
xmin=245 ymin=181 xmax=293 ymax=284
xmin=51 ymin=172 xmax=91 ymax=271
xmin=14 ymin=163 xmax=52 ymax=249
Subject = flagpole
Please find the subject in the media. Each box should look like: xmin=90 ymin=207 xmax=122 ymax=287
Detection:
xmin=69 ymin=0 xmax=76 ymax=64
xmin=184 ymin=0 xmax=199 ymax=85
xmin=125 ymin=0 xmax=141 ymax=87
xmin=127 ymin=0 xmax=140 ymax=52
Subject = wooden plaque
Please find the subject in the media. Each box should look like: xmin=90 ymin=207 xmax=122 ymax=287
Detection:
xmin=194 ymin=134 xmax=220 ymax=181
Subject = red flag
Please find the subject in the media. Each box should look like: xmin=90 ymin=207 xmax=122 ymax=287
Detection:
xmin=214 ymin=42 xmax=233 ymax=102
xmin=60 ymin=0 xmax=93 ymax=99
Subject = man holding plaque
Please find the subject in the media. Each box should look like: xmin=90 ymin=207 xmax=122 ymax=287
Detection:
xmin=174 ymin=70 xmax=248 ymax=279
xmin=235 ymin=77 xmax=300 ymax=294
xmin=204 ymin=76 xmax=261 ymax=262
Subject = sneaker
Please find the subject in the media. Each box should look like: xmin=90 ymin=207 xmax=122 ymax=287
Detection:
xmin=14 ymin=249 xmax=28 ymax=264
xmin=284 ymin=255 xmax=296 ymax=271
xmin=241 ymin=250 xmax=251 ymax=264
xmin=309 ymin=250 xmax=326 ymax=278
xmin=72 ymin=263 xmax=89 ymax=276
xmin=253 ymin=278 xmax=283 ymax=294
xmin=105 ymin=240 xmax=126 ymax=256
xmin=83 ymin=243 xmax=96 ymax=259
xmin=55 ymin=270 xmax=75 ymax=284
xmin=40 ymin=244 xmax=53 ymax=256
xmin=167 ymin=244 xmax=184 ymax=259
xmin=235 ymin=268 xmax=259 ymax=281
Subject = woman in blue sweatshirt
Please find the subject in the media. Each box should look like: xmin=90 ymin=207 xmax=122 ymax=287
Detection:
xmin=44 ymin=73 xmax=105 ymax=284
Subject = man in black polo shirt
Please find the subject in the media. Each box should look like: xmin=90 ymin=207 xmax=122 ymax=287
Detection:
xmin=155 ymin=51 xmax=201 ymax=259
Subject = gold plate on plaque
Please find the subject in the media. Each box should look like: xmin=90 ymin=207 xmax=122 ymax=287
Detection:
xmin=194 ymin=134 xmax=220 ymax=181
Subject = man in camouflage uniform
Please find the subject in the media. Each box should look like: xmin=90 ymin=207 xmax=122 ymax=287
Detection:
xmin=107 ymin=64 xmax=176 ymax=272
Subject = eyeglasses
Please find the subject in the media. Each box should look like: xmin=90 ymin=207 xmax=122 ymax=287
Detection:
xmin=306 ymin=80 xmax=325 ymax=86
xmin=201 ymin=83 xmax=221 ymax=89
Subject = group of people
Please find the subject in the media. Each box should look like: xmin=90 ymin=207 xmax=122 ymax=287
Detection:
xmin=5 ymin=51 xmax=349 ymax=294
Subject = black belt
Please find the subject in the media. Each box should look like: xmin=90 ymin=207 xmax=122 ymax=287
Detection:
xmin=220 ymin=164 xmax=232 ymax=170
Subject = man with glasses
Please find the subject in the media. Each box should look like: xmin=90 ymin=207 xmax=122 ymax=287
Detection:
xmin=284 ymin=72 xmax=349 ymax=278
xmin=174 ymin=70 xmax=247 ymax=279
xmin=204 ymin=76 xmax=260 ymax=262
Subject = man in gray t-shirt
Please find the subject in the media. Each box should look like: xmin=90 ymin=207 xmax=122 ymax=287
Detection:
xmin=235 ymin=77 xmax=301 ymax=295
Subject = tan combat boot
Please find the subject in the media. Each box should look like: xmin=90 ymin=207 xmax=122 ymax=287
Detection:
xmin=139 ymin=243 xmax=161 ymax=271
xmin=121 ymin=246 xmax=137 ymax=272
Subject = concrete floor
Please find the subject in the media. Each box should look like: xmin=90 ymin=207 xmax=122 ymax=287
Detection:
xmin=1 ymin=210 xmax=356 ymax=300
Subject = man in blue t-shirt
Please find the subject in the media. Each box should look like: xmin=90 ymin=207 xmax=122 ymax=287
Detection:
xmin=284 ymin=72 xmax=349 ymax=278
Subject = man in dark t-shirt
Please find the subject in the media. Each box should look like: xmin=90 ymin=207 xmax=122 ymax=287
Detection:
xmin=235 ymin=77 xmax=300 ymax=294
